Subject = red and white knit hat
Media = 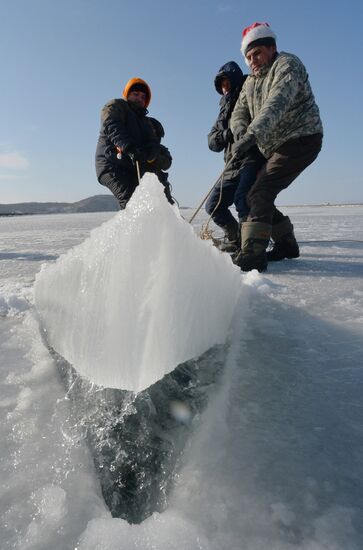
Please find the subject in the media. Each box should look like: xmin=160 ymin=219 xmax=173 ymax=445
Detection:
xmin=241 ymin=22 xmax=276 ymax=59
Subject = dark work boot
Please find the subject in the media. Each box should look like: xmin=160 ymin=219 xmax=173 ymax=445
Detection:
xmin=215 ymin=219 xmax=239 ymax=254
xmin=267 ymin=217 xmax=300 ymax=262
xmin=233 ymin=221 xmax=271 ymax=272
xmin=231 ymin=217 xmax=247 ymax=263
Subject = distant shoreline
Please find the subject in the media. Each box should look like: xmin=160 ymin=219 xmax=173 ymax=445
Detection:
xmin=1 ymin=201 xmax=362 ymax=218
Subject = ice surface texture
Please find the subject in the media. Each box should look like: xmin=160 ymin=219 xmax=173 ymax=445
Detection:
xmin=34 ymin=175 xmax=242 ymax=392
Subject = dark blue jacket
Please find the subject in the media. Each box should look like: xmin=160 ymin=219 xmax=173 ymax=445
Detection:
xmin=95 ymin=98 xmax=166 ymax=181
xmin=208 ymin=61 xmax=246 ymax=179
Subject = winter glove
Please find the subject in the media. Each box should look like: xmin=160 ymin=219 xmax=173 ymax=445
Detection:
xmin=123 ymin=145 xmax=147 ymax=164
xmin=145 ymin=143 xmax=161 ymax=164
xmin=223 ymin=128 xmax=233 ymax=145
xmin=231 ymin=132 xmax=256 ymax=159
xmin=148 ymin=144 xmax=172 ymax=171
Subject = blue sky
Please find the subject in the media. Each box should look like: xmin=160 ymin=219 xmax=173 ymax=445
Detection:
xmin=1 ymin=0 xmax=362 ymax=206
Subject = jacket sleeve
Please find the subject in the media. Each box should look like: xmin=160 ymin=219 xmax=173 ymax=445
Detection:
xmin=101 ymin=101 xmax=133 ymax=151
xmin=242 ymin=58 xmax=302 ymax=145
xmin=248 ymin=62 xmax=301 ymax=142
xmin=208 ymin=100 xmax=232 ymax=152
xmin=230 ymin=85 xmax=251 ymax=140
xmin=208 ymin=122 xmax=227 ymax=152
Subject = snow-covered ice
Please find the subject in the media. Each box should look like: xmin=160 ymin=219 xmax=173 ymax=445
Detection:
xmin=34 ymin=175 xmax=242 ymax=392
xmin=1 ymin=187 xmax=363 ymax=549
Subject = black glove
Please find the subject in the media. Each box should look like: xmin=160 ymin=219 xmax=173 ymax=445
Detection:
xmin=148 ymin=144 xmax=172 ymax=171
xmin=123 ymin=144 xmax=147 ymax=164
xmin=223 ymin=128 xmax=233 ymax=145
xmin=231 ymin=132 xmax=256 ymax=159
xmin=145 ymin=143 xmax=160 ymax=163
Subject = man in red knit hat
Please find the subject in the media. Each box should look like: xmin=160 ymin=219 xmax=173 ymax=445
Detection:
xmin=230 ymin=22 xmax=323 ymax=272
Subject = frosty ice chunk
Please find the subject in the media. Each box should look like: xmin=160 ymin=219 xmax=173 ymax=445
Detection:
xmin=34 ymin=175 xmax=242 ymax=392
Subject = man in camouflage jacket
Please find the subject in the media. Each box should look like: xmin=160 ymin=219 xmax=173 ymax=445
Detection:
xmin=95 ymin=77 xmax=173 ymax=209
xmin=230 ymin=22 xmax=323 ymax=272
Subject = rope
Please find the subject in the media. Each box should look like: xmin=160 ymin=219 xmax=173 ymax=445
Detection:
xmin=134 ymin=160 xmax=181 ymax=211
xmin=167 ymin=181 xmax=180 ymax=208
xmin=135 ymin=160 xmax=141 ymax=184
xmin=200 ymin=175 xmax=224 ymax=243
xmin=201 ymin=153 xmax=238 ymax=243
xmin=189 ymin=154 xmax=237 ymax=244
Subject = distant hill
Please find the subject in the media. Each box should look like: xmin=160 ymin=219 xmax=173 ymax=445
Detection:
xmin=0 ymin=196 xmax=361 ymax=217
xmin=0 ymin=195 xmax=120 ymax=216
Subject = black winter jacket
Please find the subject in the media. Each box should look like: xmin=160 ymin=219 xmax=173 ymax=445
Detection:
xmin=208 ymin=61 xmax=246 ymax=179
xmin=95 ymin=98 xmax=171 ymax=181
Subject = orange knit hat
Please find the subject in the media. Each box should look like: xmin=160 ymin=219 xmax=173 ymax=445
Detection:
xmin=122 ymin=77 xmax=152 ymax=107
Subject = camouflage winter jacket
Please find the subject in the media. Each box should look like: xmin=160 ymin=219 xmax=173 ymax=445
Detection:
xmin=230 ymin=52 xmax=323 ymax=159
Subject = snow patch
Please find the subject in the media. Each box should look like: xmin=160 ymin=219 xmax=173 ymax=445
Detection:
xmin=0 ymin=290 xmax=30 ymax=317
xmin=77 ymin=511 xmax=210 ymax=550
xmin=19 ymin=486 xmax=67 ymax=549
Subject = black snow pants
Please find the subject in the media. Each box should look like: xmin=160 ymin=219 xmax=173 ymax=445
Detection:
xmin=246 ymin=133 xmax=323 ymax=225
xmin=99 ymin=169 xmax=138 ymax=210
xmin=99 ymin=167 xmax=174 ymax=210
xmin=205 ymin=149 xmax=265 ymax=227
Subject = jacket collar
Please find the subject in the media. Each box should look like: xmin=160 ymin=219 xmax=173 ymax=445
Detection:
xmin=128 ymin=100 xmax=149 ymax=116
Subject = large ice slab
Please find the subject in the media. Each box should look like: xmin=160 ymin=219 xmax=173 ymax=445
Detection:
xmin=34 ymin=175 xmax=242 ymax=392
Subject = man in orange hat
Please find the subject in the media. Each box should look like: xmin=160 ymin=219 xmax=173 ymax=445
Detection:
xmin=95 ymin=77 xmax=173 ymax=209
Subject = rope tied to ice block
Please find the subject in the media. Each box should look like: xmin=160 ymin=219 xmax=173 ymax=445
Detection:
xmin=189 ymin=154 xmax=237 ymax=243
